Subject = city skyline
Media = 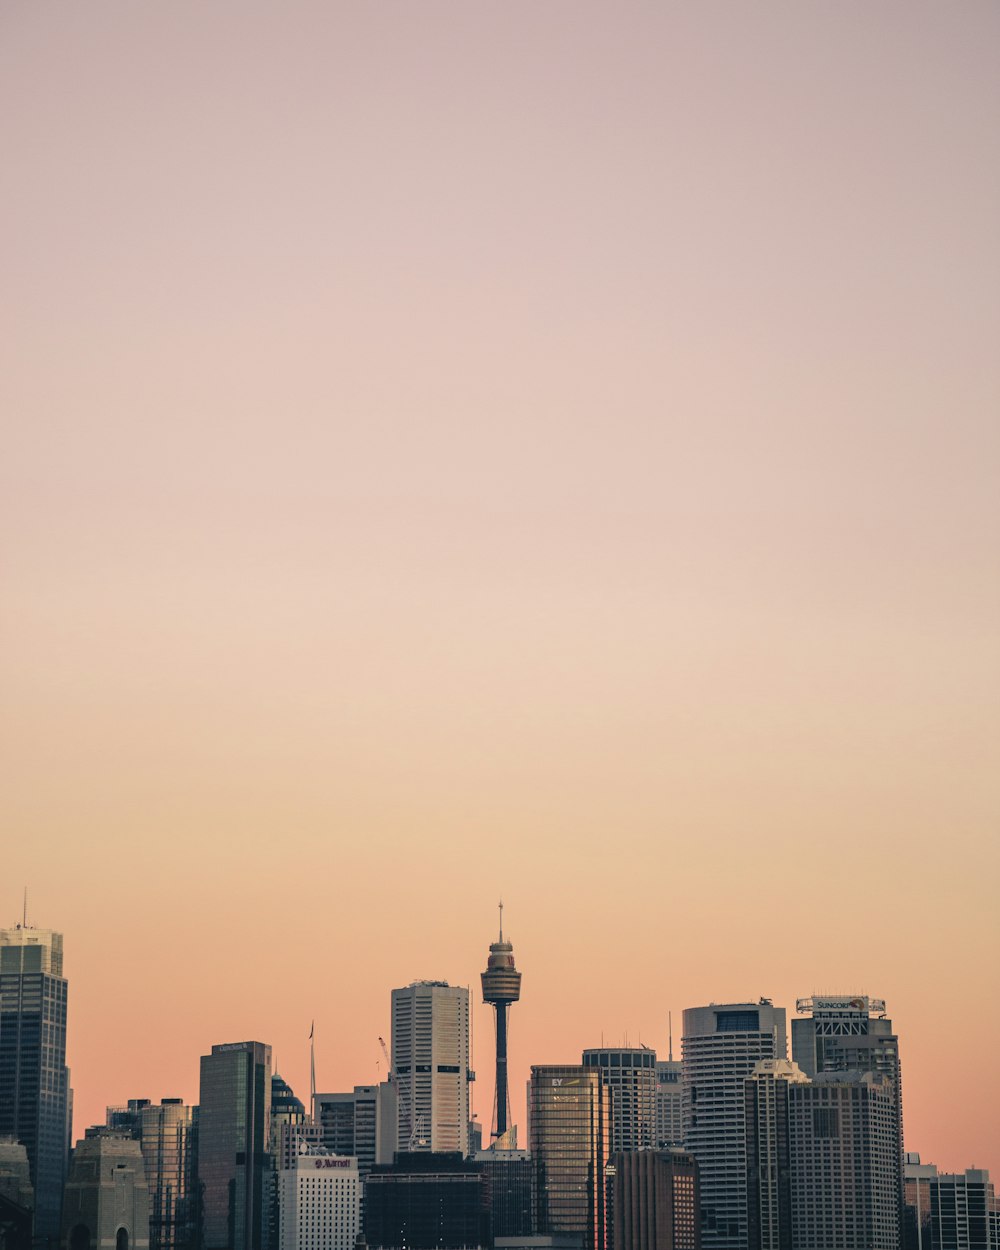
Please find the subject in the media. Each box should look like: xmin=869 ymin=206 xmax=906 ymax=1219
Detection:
xmin=2 ymin=0 xmax=998 ymax=1210
xmin=3 ymin=908 xmax=996 ymax=1183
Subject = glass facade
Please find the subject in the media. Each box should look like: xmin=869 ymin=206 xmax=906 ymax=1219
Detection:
xmin=0 ymin=927 xmax=70 ymax=1243
xmin=529 ymin=1066 xmax=610 ymax=1250
xmin=140 ymin=1100 xmax=197 ymax=1250
xmin=198 ymin=1042 xmax=272 ymax=1250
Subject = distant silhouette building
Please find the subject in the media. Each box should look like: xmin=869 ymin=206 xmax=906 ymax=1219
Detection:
xmin=480 ymin=907 xmax=522 ymax=1146
xmin=474 ymin=1149 xmax=534 ymax=1239
xmin=391 ymin=983 xmax=470 ymax=1156
xmin=365 ymin=1152 xmax=489 ymax=1250
xmin=61 ymin=1134 xmax=150 ymax=1250
xmin=198 ymin=1042 xmax=272 ymax=1250
xmin=529 ymin=1066 xmax=611 ymax=1250
xmin=277 ymin=1149 xmax=359 ymax=1250
xmin=0 ymin=925 xmax=71 ymax=1243
xmin=787 ymin=1072 xmax=899 ymax=1250
xmin=682 ymin=1001 xmax=786 ymax=1250
xmin=610 ymin=1149 xmax=700 ymax=1250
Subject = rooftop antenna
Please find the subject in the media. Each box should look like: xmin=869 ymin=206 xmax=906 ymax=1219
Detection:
xmin=23 ymin=887 xmax=27 ymax=928
xmin=498 ymin=898 xmax=503 ymax=941
xmin=669 ymin=1012 xmax=674 ymax=1062
xmin=309 ymin=1021 xmax=316 ymax=1121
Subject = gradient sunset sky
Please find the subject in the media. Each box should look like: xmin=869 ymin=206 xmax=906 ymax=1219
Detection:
xmin=1 ymin=2 xmax=998 ymax=1176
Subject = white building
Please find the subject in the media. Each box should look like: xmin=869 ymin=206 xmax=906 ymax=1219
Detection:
xmin=278 ymin=1150 xmax=360 ymax=1250
xmin=682 ymin=1000 xmax=787 ymax=1250
xmin=391 ymin=981 xmax=470 ymax=1155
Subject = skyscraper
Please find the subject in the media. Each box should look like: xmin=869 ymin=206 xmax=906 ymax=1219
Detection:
xmin=792 ymin=997 xmax=904 ymax=1235
xmin=528 ymin=1065 xmax=611 ymax=1250
xmin=198 ymin=1041 xmax=272 ymax=1250
xmin=682 ymin=1001 xmax=786 ymax=1250
xmin=390 ymin=982 xmax=470 ymax=1156
xmin=0 ymin=924 xmax=71 ymax=1243
xmin=139 ymin=1100 xmax=197 ymax=1250
xmin=610 ymin=1149 xmax=701 ymax=1250
xmin=787 ymin=1072 xmax=899 ymax=1250
xmin=314 ymin=1085 xmax=395 ymax=1180
xmin=743 ymin=1059 xmax=809 ymax=1250
xmin=582 ymin=1049 xmax=657 ymax=1154
xmin=278 ymin=1149 xmax=360 ymax=1250
xmin=480 ymin=906 xmax=522 ymax=1146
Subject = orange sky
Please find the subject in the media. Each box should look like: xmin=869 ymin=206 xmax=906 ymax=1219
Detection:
xmin=1 ymin=1 xmax=998 ymax=1178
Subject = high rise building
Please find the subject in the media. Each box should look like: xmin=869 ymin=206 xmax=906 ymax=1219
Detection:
xmin=0 ymin=924 xmax=71 ymax=1242
xmin=610 ymin=1149 xmax=701 ymax=1250
xmin=480 ymin=906 xmax=522 ymax=1146
xmin=682 ymin=1001 xmax=786 ymax=1250
xmin=198 ymin=1041 xmax=272 ymax=1250
xmin=792 ymin=997 xmax=904 ymax=1235
xmin=391 ymin=982 xmax=470 ymax=1156
xmin=277 ymin=1149 xmax=360 ymax=1250
xmin=910 ymin=1165 xmax=996 ymax=1250
xmin=903 ymin=1153 xmax=936 ymax=1250
xmin=473 ymin=1148 xmax=534 ymax=1239
xmin=743 ymin=1060 xmax=808 ymax=1250
xmin=61 ymin=1134 xmax=150 ymax=1250
xmin=655 ymin=1063 xmax=682 ymax=1151
xmin=365 ymin=1152 xmax=490 ymax=1250
xmin=314 ymin=1085 xmax=395 ymax=1180
xmin=787 ymin=1071 xmax=899 ymax=1250
xmin=528 ymin=1065 xmax=611 ymax=1250
xmin=139 ymin=1100 xmax=197 ymax=1250
xmin=582 ymin=1049 xmax=657 ymax=1154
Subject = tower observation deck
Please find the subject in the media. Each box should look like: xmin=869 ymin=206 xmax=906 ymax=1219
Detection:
xmin=480 ymin=903 xmax=521 ymax=1144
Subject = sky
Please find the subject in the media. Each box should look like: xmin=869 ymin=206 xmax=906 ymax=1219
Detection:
xmin=1 ymin=1 xmax=998 ymax=1177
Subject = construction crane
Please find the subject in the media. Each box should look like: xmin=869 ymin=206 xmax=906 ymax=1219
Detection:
xmin=378 ymin=1036 xmax=422 ymax=1151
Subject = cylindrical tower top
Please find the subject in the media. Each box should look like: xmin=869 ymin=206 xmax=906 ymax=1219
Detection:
xmin=481 ymin=903 xmax=521 ymax=1005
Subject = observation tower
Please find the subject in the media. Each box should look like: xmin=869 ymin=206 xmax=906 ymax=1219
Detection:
xmin=480 ymin=902 xmax=522 ymax=1144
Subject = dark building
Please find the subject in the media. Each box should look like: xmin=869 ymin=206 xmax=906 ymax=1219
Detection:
xmin=0 ymin=927 xmax=71 ymax=1244
xmin=474 ymin=1150 xmax=534 ymax=1239
xmin=0 ymin=1192 xmax=32 ymax=1250
xmin=528 ymin=1067 xmax=610 ymax=1250
xmin=743 ymin=1060 xmax=808 ymax=1250
xmin=365 ymin=1152 xmax=490 ymax=1250
xmin=198 ymin=1042 xmax=272 ymax=1250
xmin=0 ymin=1139 xmax=33 ymax=1250
xmin=610 ymin=1151 xmax=700 ymax=1250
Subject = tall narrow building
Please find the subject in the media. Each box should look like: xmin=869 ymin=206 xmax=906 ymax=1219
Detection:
xmin=198 ymin=1041 xmax=272 ymax=1250
xmin=528 ymin=1065 xmax=611 ymax=1250
xmin=682 ymin=1001 xmax=786 ymax=1250
xmin=744 ymin=1059 xmax=809 ymax=1250
xmin=480 ymin=906 xmax=522 ymax=1146
xmin=0 ymin=924 xmax=71 ymax=1243
xmin=391 ymin=982 xmax=470 ymax=1156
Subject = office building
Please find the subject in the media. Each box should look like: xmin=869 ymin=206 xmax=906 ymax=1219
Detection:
xmin=792 ymin=997 xmax=904 ymax=1231
xmin=682 ymin=1001 xmax=786 ymax=1250
xmin=61 ymin=1134 xmax=150 ymax=1250
xmin=365 ymin=1152 xmax=490 ymax=1250
xmin=610 ymin=1149 xmax=700 ymax=1250
xmin=198 ymin=1041 xmax=272 ymax=1250
xmin=481 ymin=907 xmax=522 ymax=1145
xmin=787 ymin=1071 xmax=899 ymax=1250
xmin=655 ymin=1062 xmax=682 ymax=1151
xmin=903 ymin=1153 xmax=936 ymax=1250
xmin=474 ymin=1148 xmax=534 ymax=1239
xmin=0 ymin=925 xmax=71 ymax=1243
xmin=138 ymin=1100 xmax=197 ymax=1250
xmin=391 ymin=983 xmax=470 ymax=1156
xmin=921 ymin=1166 xmax=995 ymax=1250
xmin=314 ymin=1085 xmax=395 ymax=1180
xmin=743 ymin=1060 xmax=808 ymax=1250
xmin=277 ymin=1149 xmax=359 ymax=1250
xmin=528 ymin=1065 xmax=611 ymax=1250
xmin=582 ymin=1050 xmax=657 ymax=1154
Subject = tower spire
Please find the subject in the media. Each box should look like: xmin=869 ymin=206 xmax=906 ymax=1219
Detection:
xmin=498 ymin=898 xmax=503 ymax=941
xmin=669 ymin=1011 xmax=674 ymax=1062
xmin=481 ymin=904 xmax=521 ymax=1144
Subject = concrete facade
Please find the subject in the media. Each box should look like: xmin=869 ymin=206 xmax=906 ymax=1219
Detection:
xmin=60 ymin=1135 xmax=150 ymax=1250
